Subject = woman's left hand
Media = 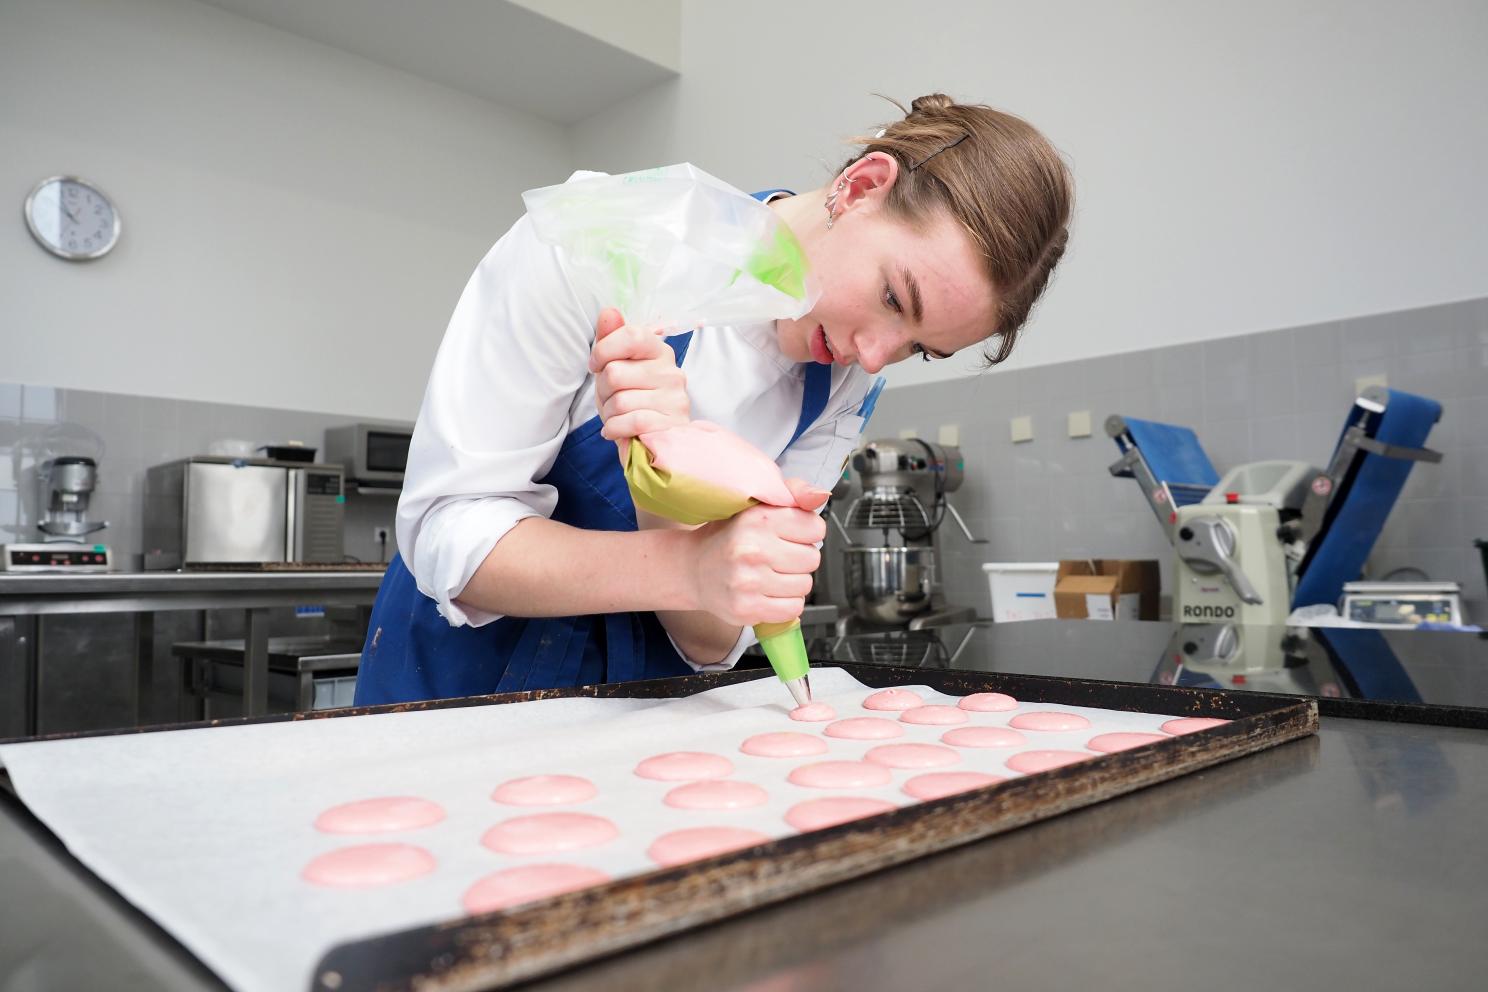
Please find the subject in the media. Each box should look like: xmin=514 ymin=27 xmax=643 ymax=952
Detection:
xmin=590 ymin=307 xmax=691 ymax=455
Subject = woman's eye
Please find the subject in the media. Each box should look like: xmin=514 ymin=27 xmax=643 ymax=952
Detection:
xmin=912 ymin=343 xmax=933 ymax=363
xmin=883 ymin=284 xmax=902 ymax=314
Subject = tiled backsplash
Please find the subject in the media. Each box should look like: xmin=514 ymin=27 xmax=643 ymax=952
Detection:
xmin=822 ymin=296 xmax=1488 ymax=621
xmin=0 ymin=385 xmax=399 ymax=567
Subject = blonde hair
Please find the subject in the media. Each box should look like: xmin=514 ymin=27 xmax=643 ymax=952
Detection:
xmin=843 ymin=94 xmax=1073 ymax=365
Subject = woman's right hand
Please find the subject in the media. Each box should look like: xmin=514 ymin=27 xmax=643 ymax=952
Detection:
xmin=686 ymin=480 xmax=830 ymax=627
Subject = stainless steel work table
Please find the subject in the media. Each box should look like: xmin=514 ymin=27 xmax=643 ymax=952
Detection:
xmin=2 ymin=712 xmax=1482 ymax=991
xmin=0 ymin=571 xmax=385 ymax=736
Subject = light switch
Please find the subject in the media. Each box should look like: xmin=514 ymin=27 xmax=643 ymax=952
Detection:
xmin=1010 ymin=415 xmax=1033 ymax=443
xmin=898 ymin=428 xmax=918 ymax=440
xmin=1354 ymin=373 xmax=1388 ymax=394
xmin=938 ymin=423 xmax=960 ymax=447
xmin=1067 ymin=410 xmax=1092 ymax=438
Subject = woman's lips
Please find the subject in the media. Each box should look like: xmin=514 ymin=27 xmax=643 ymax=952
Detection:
xmin=809 ymin=325 xmax=833 ymax=364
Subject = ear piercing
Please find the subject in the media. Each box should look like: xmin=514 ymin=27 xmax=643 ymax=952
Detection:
xmin=824 ymin=176 xmax=849 ymax=229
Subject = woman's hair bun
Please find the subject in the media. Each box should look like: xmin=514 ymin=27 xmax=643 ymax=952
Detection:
xmin=909 ymin=93 xmax=956 ymax=116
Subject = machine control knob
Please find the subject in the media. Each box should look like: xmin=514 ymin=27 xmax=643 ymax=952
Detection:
xmin=1178 ymin=526 xmax=1194 ymax=541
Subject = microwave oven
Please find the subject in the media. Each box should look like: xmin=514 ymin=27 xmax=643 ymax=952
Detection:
xmin=143 ymin=457 xmax=344 ymax=569
xmin=324 ymin=421 xmax=413 ymax=491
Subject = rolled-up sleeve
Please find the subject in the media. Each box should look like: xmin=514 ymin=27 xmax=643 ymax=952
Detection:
xmin=397 ymin=214 xmax=598 ymax=627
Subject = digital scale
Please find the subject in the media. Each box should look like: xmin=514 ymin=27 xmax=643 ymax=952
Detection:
xmin=1341 ymin=581 xmax=1463 ymax=627
xmin=1 ymin=543 xmax=113 ymax=573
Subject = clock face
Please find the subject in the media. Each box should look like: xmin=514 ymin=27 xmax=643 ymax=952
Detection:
xmin=24 ymin=176 xmax=120 ymax=260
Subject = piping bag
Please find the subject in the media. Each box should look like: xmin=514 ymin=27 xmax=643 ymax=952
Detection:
xmin=523 ymin=164 xmax=822 ymax=705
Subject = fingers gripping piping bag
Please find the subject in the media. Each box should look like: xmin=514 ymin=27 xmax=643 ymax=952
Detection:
xmin=523 ymin=165 xmax=821 ymax=704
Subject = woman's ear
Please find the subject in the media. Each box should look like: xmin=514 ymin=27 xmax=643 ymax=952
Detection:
xmin=839 ymin=152 xmax=900 ymax=214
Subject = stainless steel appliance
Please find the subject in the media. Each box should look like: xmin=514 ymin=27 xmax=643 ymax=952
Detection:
xmin=832 ymin=438 xmax=987 ymax=631
xmin=143 ymin=457 xmax=344 ymax=570
xmin=324 ymin=422 xmax=413 ymax=493
xmin=0 ymin=456 xmax=113 ymax=572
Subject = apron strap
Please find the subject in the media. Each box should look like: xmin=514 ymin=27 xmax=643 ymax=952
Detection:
xmin=788 ymin=361 xmax=832 ymax=450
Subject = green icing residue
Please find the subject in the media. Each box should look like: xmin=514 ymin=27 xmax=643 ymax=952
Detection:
xmin=742 ymin=223 xmax=810 ymax=301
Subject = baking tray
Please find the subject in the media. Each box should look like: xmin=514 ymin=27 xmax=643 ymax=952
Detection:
xmin=249 ymin=664 xmax=1315 ymax=992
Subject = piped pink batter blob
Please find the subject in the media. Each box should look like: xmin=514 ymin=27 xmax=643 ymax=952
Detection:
xmin=1009 ymin=711 xmax=1093 ymax=732
xmin=789 ymin=702 xmax=836 ymax=722
xmin=634 ymin=751 xmax=734 ymax=781
xmin=1005 ymin=750 xmax=1095 ymax=774
xmin=462 ymin=864 xmax=611 ymax=914
xmin=313 ymin=797 xmax=445 ymax=834
xmin=823 ymin=717 xmax=904 ymax=740
xmin=481 ymin=812 xmax=619 ymax=854
xmin=899 ymin=705 xmax=968 ymax=726
xmin=958 ymin=692 xmax=1018 ymax=712
xmin=740 ymin=732 xmax=829 ymax=758
xmin=647 ymin=826 xmax=771 ymax=867
xmin=785 ymin=797 xmax=896 ymax=831
xmin=1161 ymin=717 xmax=1231 ymax=735
xmin=490 ymin=775 xmax=597 ymax=806
xmin=1087 ymin=732 xmax=1166 ymax=753
xmin=863 ymin=743 xmax=960 ymax=769
xmin=940 ymin=726 xmax=1027 ymax=749
xmin=787 ymin=760 xmax=893 ymax=789
xmin=862 ymin=688 xmax=922 ymax=711
xmin=640 ymin=421 xmax=796 ymax=506
xmin=903 ymin=771 xmax=1007 ymax=800
xmin=663 ymin=780 xmax=769 ymax=810
xmin=301 ymin=843 xmax=436 ymax=888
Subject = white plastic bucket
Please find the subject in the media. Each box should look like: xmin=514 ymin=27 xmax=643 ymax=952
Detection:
xmin=982 ymin=562 xmax=1060 ymax=622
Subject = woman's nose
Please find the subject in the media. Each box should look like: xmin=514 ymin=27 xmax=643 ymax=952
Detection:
xmin=854 ymin=327 xmax=902 ymax=374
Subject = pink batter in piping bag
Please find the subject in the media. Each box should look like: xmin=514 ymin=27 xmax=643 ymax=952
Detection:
xmin=627 ymin=420 xmax=821 ymax=706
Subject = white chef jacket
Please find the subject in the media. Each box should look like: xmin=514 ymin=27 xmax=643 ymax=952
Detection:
xmin=397 ymin=173 xmax=873 ymax=671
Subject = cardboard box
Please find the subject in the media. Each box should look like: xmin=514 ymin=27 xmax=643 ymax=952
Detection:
xmin=1054 ymin=560 xmax=1160 ymax=621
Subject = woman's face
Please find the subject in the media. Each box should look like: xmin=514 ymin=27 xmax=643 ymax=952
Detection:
xmin=775 ymin=154 xmax=998 ymax=374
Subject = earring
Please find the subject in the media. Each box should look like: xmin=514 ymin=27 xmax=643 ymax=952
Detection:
xmin=824 ymin=176 xmax=849 ymax=230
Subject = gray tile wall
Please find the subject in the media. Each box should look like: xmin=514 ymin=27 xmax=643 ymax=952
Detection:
xmin=0 ymin=386 xmax=399 ymax=567
xmin=822 ymin=297 xmax=1488 ymax=623
xmin=1 ymin=387 xmax=399 ymax=732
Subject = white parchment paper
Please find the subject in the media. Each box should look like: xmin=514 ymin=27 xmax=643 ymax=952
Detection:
xmin=0 ymin=668 xmax=1186 ymax=991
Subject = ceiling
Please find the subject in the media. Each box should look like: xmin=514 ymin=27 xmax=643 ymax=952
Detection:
xmin=199 ymin=0 xmax=679 ymax=125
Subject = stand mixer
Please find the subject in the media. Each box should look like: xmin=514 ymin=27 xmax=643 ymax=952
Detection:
xmin=0 ymin=456 xmax=113 ymax=572
xmin=831 ymin=438 xmax=986 ymax=635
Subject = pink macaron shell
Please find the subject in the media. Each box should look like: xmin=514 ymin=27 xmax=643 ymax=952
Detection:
xmin=863 ymin=743 xmax=961 ymax=769
xmin=740 ymin=732 xmax=830 ymax=758
xmin=862 ymin=688 xmax=923 ymax=711
xmin=1005 ymin=750 xmax=1096 ymax=774
xmin=823 ymin=717 xmax=905 ymax=740
xmin=787 ymin=760 xmax=894 ymax=789
xmin=313 ymin=797 xmax=446 ymax=834
xmin=1008 ymin=711 xmax=1093 ymax=732
xmin=902 ymin=771 xmax=1007 ymax=800
xmin=462 ymin=864 xmax=611 ymax=914
xmin=301 ymin=843 xmax=436 ymax=888
xmin=647 ymin=826 xmax=771 ymax=867
xmin=899 ymin=705 xmax=969 ymax=726
xmin=957 ymin=692 xmax=1018 ymax=712
xmin=1087 ymin=732 xmax=1167 ymax=753
xmin=785 ymin=797 xmax=897 ymax=831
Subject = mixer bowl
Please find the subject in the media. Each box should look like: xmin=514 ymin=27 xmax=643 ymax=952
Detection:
xmin=843 ymin=547 xmax=935 ymax=625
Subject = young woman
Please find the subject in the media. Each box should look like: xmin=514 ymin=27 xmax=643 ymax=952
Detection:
xmin=356 ymin=94 xmax=1073 ymax=704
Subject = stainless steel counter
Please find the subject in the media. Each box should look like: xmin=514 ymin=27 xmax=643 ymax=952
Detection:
xmin=3 ymin=714 xmax=1482 ymax=991
xmin=0 ymin=571 xmax=385 ymax=736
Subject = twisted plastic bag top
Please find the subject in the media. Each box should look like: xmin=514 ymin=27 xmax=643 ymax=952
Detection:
xmin=522 ymin=164 xmax=818 ymax=330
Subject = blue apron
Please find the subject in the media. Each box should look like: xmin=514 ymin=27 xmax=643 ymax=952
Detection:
xmin=356 ymin=191 xmax=829 ymax=705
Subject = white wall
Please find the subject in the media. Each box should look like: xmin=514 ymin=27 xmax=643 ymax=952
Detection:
xmin=1 ymin=0 xmax=572 ymax=419
xmin=570 ymin=0 xmax=1488 ymax=389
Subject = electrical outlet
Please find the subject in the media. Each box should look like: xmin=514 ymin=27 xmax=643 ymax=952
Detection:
xmin=372 ymin=526 xmax=389 ymax=545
